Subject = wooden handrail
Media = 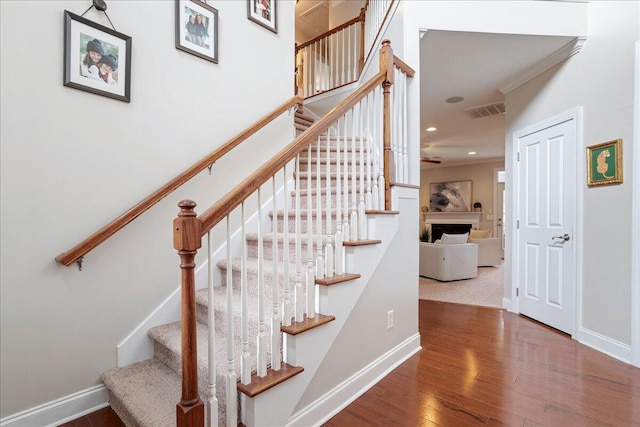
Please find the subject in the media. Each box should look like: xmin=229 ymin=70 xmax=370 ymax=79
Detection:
xmin=198 ymin=70 xmax=387 ymax=236
xmin=55 ymin=95 xmax=303 ymax=267
xmin=295 ymin=15 xmax=363 ymax=52
xmin=393 ymin=55 xmax=415 ymax=77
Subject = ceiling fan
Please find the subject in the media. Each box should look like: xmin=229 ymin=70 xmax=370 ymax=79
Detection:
xmin=420 ymin=157 xmax=442 ymax=164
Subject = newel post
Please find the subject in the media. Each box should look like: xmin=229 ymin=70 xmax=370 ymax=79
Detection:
xmin=173 ymin=200 xmax=205 ymax=427
xmin=380 ymin=39 xmax=394 ymax=210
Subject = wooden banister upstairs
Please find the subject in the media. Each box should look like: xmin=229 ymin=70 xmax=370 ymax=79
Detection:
xmin=55 ymin=94 xmax=302 ymax=268
xmin=174 ymin=40 xmax=411 ymax=427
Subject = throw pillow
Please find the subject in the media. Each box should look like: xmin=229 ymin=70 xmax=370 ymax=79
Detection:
xmin=440 ymin=233 xmax=469 ymax=244
xmin=469 ymin=229 xmax=491 ymax=239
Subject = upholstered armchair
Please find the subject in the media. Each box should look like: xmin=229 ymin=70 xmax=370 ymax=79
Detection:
xmin=467 ymin=229 xmax=502 ymax=267
xmin=419 ymin=233 xmax=478 ymax=281
xmin=468 ymin=237 xmax=502 ymax=266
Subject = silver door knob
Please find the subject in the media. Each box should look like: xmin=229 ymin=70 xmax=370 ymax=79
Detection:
xmin=552 ymin=233 xmax=570 ymax=242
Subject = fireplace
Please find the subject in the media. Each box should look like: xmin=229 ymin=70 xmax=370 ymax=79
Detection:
xmin=430 ymin=223 xmax=472 ymax=242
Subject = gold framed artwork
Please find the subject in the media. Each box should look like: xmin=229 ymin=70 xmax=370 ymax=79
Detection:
xmin=586 ymin=139 xmax=623 ymax=187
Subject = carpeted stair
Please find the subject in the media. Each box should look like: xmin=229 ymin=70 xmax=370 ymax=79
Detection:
xmin=101 ymin=109 xmax=356 ymax=426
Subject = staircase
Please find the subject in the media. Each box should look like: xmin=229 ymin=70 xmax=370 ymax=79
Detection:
xmin=101 ymin=110 xmax=378 ymax=426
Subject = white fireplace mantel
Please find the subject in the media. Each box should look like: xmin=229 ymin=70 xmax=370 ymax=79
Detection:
xmin=423 ymin=212 xmax=482 ymax=227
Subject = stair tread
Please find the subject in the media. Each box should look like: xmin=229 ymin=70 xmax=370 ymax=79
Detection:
xmin=281 ymin=314 xmax=335 ymax=335
xmin=237 ymin=363 xmax=304 ymax=398
xmin=315 ymin=272 xmax=361 ymax=286
xmin=102 ymin=359 xmax=181 ymax=427
xmin=343 ymin=239 xmax=382 ymax=246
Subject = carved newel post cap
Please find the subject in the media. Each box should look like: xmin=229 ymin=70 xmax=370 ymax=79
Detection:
xmin=173 ymin=200 xmax=201 ymax=251
xmin=382 ymin=39 xmax=391 ymax=47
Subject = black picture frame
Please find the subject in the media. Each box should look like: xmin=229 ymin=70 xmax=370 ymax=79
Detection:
xmin=247 ymin=0 xmax=277 ymax=34
xmin=63 ymin=10 xmax=132 ymax=103
xmin=175 ymin=0 xmax=219 ymax=63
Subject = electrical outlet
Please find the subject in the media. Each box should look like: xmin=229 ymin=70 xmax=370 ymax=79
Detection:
xmin=387 ymin=310 xmax=394 ymax=329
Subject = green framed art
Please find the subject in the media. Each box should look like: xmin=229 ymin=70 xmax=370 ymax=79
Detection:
xmin=587 ymin=139 xmax=623 ymax=187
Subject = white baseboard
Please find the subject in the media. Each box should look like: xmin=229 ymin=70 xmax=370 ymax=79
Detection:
xmin=286 ymin=333 xmax=421 ymax=427
xmin=502 ymin=297 xmax=512 ymax=311
xmin=0 ymin=385 xmax=108 ymax=427
xmin=578 ymin=327 xmax=632 ymax=365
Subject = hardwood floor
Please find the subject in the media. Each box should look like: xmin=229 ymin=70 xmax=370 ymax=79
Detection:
xmin=63 ymin=300 xmax=640 ymax=426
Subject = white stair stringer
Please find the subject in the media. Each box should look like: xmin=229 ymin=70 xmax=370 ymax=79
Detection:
xmin=240 ymin=213 xmax=400 ymax=427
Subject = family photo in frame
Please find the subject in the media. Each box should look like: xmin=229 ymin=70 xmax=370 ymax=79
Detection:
xmin=248 ymin=0 xmax=277 ymax=33
xmin=175 ymin=0 xmax=218 ymax=63
xmin=63 ymin=10 xmax=131 ymax=102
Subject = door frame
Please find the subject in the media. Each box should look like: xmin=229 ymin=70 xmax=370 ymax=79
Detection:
xmin=511 ymin=107 xmax=583 ymax=338
xmin=632 ymin=40 xmax=640 ymax=367
xmin=493 ymin=167 xmax=505 ymax=247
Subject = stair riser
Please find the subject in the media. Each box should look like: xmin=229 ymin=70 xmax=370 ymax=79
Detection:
xmin=299 ymin=148 xmax=367 ymax=162
xmin=247 ymin=237 xmax=326 ymax=263
xmin=297 ymin=160 xmax=372 ymax=174
xmin=294 ymin=190 xmax=370 ymax=210
xmin=216 ymin=262 xmax=299 ymax=298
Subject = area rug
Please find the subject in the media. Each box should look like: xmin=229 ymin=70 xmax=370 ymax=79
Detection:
xmin=419 ymin=262 xmax=504 ymax=309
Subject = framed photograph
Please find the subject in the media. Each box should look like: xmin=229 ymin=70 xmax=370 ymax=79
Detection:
xmin=64 ymin=11 xmax=131 ymax=102
xmin=248 ymin=0 xmax=277 ymax=33
xmin=176 ymin=0 xmax=218 ymax=63
xmin=587 ymin=139 xmax=623 ymax=186
xmin=429 ymin=180 xmax=472 ymax=212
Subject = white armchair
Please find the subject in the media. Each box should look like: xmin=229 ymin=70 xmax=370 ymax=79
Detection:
xmin=419 ymin=242 xmax=478 ymax=281
xmin=468 ymin=238 xmax=502 ymax=266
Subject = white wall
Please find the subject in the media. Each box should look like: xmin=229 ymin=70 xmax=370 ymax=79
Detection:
xmin=0 ymin=0 xmax=294 ymax=418
xmin=505 ymin=1 xmax=639 ymax=346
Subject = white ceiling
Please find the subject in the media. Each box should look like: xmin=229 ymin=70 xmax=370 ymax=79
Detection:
xmin=420 ymin=30 xmax=575 ymax=169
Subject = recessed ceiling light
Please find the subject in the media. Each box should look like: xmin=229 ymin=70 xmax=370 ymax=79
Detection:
xmin=446 ymin=96 xmax=464 ymax=104
xmin=468 ymin=151 xmax=476 ymax=155
xmin=426 ymin=127 xmax=437 ymax=132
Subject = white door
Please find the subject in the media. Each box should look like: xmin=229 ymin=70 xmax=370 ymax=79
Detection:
xmin=517 ymin=118 xmax=576 ymax=334
xmin=497 ymin=182 xmax=505 ymax=250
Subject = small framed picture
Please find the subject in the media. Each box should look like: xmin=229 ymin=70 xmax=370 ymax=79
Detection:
xmin=176 ymin=0 xmax=218 ymax=63
xmin=63 ymin=10 xmax=132 ymax=103
xmin=247 ymin=0 xmax=277 ymax=34
xmin=587 ymin=139 xmax=623 ymax=186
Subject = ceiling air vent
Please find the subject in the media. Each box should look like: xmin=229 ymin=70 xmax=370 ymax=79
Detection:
xmin=463 ymin=101 xmax=505 ymax=119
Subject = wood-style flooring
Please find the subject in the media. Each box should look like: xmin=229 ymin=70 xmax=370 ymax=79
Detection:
xmin=62 ymin=300 xmax=640 ymax=426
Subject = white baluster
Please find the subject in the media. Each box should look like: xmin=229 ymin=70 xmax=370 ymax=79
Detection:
xmin=350 ymin=103 xmax=359 ymax=240
xmin=315 ymin=138 xmax=325 ymax=280
xmin=402 ymin=70 xmax=409 ymax=184
xmin=377 ymin=85 xmax=385 ymax=209
xmin=325 ymin=129 xmax=334 ymax=278
xmin=306 ymin=145 xmax=316 ymax=318
xmin=295 ymin=155 xmax=304 ymax=322
xmin=206 ymin=232 xmax=218 ymax=427
xmin=358 ymin=100 xmax=367 ymax=240
xmin=257 ymin=190 xmax=267 ymax=377
xmin=271 ymin=177 xmax=281 ymax=371
xmin=342 ymin=111 xmax=351 ymax=242
xmin=365 ymin=93 xmax=373 ymax=211
xmin=372 ymin=89 xmax=380 ymax=210
xmin=335 ymin=117 xmax=344 ymax=276
xmin=240 ymin=202 xmax=250 ymax=385
xmin=282 ymin=165 xmax=292 ymax=327
xmin=225 ymin=216 xmax=237 ymax=427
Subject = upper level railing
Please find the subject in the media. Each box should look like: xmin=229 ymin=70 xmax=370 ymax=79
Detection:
xmin=55 ymin=94 xmax=303 ymax=269
xmin=295 ymin=0 xmax=395 ymax=98
xmin=173 ymin=40 xmax=414 ymax=426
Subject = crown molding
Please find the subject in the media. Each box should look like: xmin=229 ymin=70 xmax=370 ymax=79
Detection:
xmin=499 ymin=36 xmax=586 ymax=94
